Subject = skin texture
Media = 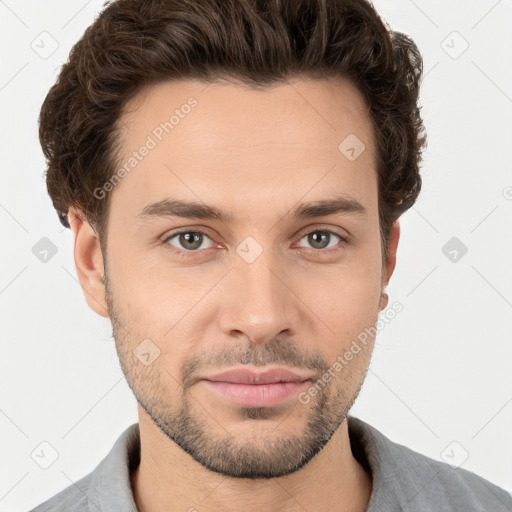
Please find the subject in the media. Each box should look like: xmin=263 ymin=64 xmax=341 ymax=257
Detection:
xmin=69 ymin=76 xmax=400 ymax=512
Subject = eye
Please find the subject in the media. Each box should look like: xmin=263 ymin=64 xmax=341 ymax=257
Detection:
xmin=161 ymin=227 xmax=348 ymax=259
xmin=296 ymin=230 xmax=346 ymax=252
xmin=164 ymin=230 xmax=215 ymax=252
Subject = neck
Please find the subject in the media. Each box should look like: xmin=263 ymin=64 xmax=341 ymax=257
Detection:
xmin=131 ymin=412 xmax=372 ymax=512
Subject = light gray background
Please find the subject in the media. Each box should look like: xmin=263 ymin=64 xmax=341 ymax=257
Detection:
xmin=1 ymin=0 xmax=511 ymax=510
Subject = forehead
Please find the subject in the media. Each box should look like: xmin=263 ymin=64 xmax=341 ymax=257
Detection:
xmin=110 ymin=76 xmax=378 ymax=223
xmin=119 ymin=76 xmax=375 ymax=154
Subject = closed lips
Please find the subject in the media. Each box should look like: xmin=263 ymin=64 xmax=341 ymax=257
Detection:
xmin=201 ymin=367 xmax=313 ymax=385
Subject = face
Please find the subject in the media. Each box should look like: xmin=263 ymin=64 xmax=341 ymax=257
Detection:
xmin=93 ymin=77 xmax=396 ymax=479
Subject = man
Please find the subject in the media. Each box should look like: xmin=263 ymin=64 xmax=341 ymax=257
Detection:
xmin=32 ymin=0 xmax=511 ymax=510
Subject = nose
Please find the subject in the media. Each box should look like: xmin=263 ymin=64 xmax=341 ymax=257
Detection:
xmin=217 ymin=246 xmax=304 ymax=346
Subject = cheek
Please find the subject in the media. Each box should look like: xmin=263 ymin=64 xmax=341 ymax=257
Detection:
xmin=107 ymin=258 xmax=220 ymax=367
xmin=302 ymin=259 xmax=381 ymax=317
xmin=108 ymin=244 xmax=183 ymax=315
xmin=295 ymin=260 xmax=382 ymax=359
xmin=108 ymin=224 xmax=383 ymax=341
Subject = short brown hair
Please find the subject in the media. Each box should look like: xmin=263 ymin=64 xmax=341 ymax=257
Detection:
xmin=39 ymin=0 xmax=427 ymax=262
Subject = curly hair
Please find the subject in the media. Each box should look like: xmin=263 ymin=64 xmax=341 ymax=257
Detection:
xmin=39 ymin=0 xmax=427 ymax=263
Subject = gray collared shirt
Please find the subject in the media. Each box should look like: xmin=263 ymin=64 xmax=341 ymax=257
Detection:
xmin=28 ymin=415 xmax=512 ymax=511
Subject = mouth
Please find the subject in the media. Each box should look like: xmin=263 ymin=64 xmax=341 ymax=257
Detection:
xmin=199 ymin=367 xmax=313 ymax=407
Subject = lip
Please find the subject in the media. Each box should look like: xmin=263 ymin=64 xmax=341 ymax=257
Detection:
xmin=201 ymin=367 xmax=314 ymax=385
xmin=199 ymin=367 xmax=313 ymax=407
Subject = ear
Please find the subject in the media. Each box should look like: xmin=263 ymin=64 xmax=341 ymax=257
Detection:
xmin=379 ymin=220 xmax=400 ymax=310
xmin=68 ymin=208 xmax=110 ymax=318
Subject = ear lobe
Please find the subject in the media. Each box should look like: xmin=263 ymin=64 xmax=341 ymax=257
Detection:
xmin=380 ymin=220 xmax=400 ymax=308
xmin=68 ymin=208 xmax=110 ymax=318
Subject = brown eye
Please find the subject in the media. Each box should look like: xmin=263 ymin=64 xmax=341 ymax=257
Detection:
xmin=165 ymin=231 xmax=214 ymax=252
xmin=297 ymin=230 xmax=343 ymax=251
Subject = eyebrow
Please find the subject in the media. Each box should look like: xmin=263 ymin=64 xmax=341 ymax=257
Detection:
xmin=137 ymin=195 xmax=367 ymax=223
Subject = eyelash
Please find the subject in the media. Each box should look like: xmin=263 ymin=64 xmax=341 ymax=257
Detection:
xmin=161 ymin=227 xmax=349 ymax=258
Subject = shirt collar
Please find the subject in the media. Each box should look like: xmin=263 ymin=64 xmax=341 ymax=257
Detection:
xmin=84 ymin=415 xmax=413 ymax=511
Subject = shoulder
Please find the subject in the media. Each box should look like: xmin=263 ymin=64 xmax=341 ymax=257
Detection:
xmin=396 ymin=444 xmax=512 ymax=510
xmin=348 ymin=415 xmax=512 ymax=511
xmin=27 ymin=423 xmax=140 ymax=512
xmin=26 ymin=472 xmax=92 ymax=512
